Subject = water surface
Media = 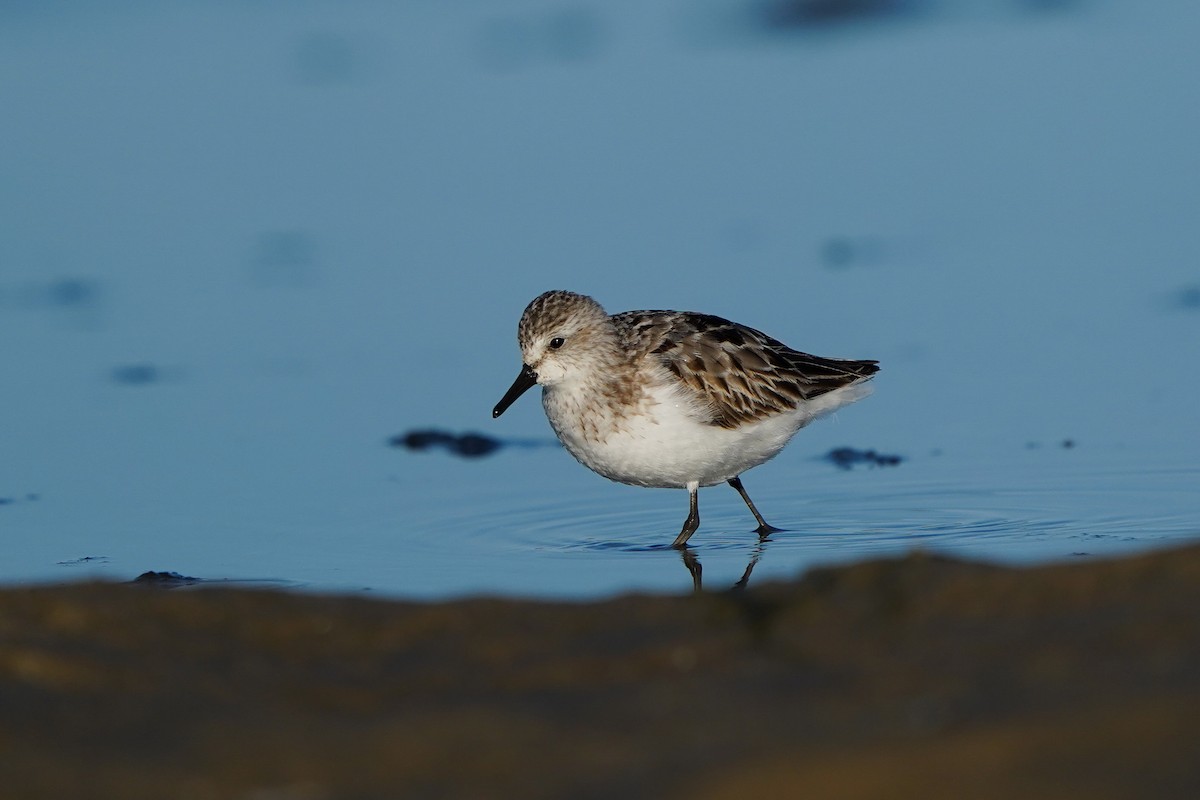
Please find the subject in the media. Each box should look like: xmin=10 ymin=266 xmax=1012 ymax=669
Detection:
xmin=1 ymin=0 xmax=1197 ymax=598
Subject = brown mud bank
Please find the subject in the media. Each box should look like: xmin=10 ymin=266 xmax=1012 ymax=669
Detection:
xmin=2 ymin=545 xmax=1199 ymax=799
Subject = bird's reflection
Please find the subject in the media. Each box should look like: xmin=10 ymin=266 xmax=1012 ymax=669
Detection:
xmin=678 ymin=534 xmax=771 ymax=593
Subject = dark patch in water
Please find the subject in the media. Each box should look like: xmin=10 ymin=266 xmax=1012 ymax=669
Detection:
xmin=1171 ymin=284 xmax=1200 ymax=310
xmin=110 ymin=364 xmax=161 ymax=385
xmin=0 ymin=277 xmax=103 ymax=314
xmin=391 ymin=429 xmax=559 ymax=459
xmin=691 ymin=0 xmax=1079 ymax=50
xmin=132 ymin=571 xmax=201 ymax=587
xmin=1025 ymin=439 xmax=1078 ymax=450
xmin=392 ymin=430 xmax=502 ymax=458
xmin=820 ymin=236 xmax=887 ymax=270
xmin=825 ymin=446 xmax=903 ymax=470
xmin=47 ymin=277 xmax=101 ymax=308
xmin=753 ymin=0 xmax=925 ymax=31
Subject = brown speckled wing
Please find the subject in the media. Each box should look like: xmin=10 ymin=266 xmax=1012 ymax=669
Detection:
xmin=613 ymin=311 xmax=879 ymax=429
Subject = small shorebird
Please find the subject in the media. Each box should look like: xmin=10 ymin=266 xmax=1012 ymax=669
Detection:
xmin=492 ymin=290 xmax=878 ymax=547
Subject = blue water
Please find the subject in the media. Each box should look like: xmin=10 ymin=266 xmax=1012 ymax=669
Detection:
xmin=2 ymin=1 xmax=1198 ymax=598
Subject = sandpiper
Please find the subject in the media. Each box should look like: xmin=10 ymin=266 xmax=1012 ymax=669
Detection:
xmin=493 ymin=290 xmax=878 ymax=547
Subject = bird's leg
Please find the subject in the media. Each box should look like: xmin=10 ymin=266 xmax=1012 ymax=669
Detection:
xmin=672 ymin=482 xmax=701 ymax=548
xmin=727 ymin=476 xmax=782 ymax=536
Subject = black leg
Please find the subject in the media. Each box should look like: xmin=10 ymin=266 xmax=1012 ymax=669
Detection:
xmin=727 ymin=476 xmax=782 ymax=536
xmin=672 ymin=483 xmax=701 ymax=548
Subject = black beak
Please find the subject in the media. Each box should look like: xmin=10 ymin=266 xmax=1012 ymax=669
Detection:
xmin=493 ymin=364 xmax=538 ymax=418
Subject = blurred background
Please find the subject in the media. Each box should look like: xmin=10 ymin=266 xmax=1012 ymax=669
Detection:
xmin=2 ymin=0 xmax=1198 ymax=597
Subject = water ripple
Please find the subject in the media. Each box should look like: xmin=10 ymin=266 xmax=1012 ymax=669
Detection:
xmin=440 ymin=455 xmax=1200 ymax=567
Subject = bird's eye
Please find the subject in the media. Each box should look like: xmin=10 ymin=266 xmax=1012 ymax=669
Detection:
xmin=549 ymin=337 xmax=565 ymax=350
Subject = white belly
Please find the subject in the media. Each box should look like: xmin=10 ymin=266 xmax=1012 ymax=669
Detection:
xmin=541 ymin=380 xmax=867 ymax=489
xmin=573 ymin=410 xmax=801 ymax=488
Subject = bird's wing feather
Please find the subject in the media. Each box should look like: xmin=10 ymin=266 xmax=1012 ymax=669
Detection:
xmin=614 ymin=311 xmax=878 ymax=429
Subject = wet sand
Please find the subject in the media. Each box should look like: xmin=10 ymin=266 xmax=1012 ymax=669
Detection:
xmin=2 ymin=544 xmax=1198 ymax=799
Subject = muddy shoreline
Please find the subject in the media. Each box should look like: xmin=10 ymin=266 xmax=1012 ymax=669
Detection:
xmin=2 ymin=545 xmax=1198 ymax=799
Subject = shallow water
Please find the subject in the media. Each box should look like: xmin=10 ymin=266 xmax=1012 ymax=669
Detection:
xmin=5 ymin=421 xmax=1195 ymax=598
xmin=1 ymin=1 xmax=1198 ymax=598
xmin=382 ymin=439 xmax=1200 ymax=596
